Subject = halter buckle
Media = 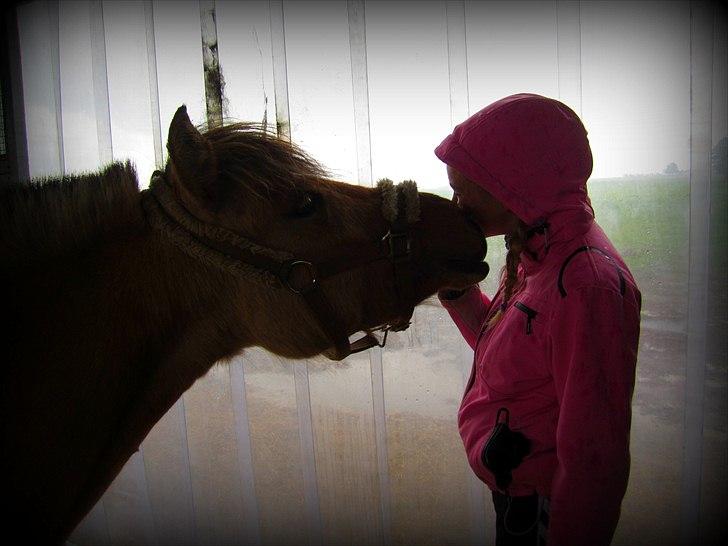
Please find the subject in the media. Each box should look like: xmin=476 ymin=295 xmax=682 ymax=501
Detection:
xmin=382 ymin=230 xmax=411 ymax=263
xmin=280 ymin=260 xmax=318 ymax=294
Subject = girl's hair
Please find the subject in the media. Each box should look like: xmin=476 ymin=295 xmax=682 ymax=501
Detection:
xmin=500 ymin=220 xmax=530 ymax=305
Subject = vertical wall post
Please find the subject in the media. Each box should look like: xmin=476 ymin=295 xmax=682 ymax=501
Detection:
xmin=444 ymin=2 xmax=489 ymax=544
xmin=46 ymin=0 xmax=64 ymax=175
xmin=0 ymin=3 xmax=29 ymax=185
xmin=229 ymin=358 xmax=262 ymax=546
xmin=269 ymin=0 xmax=291 ymax=141
xmin=89 ymin=0 xmax=113 ymax=166
xmin=682 ymin=1 xmax=714 ymax=544
xmin=293 ymin=359 xmax=323 ymax=546
xmin=270 ymin=9 xmax=321 ymax=543
xmin=348 ymin=0 xmax=373 ymax=186
xmin=199 ymin=0 xmax=224 ymax=129
xmin=144 ymin=0 xmax=163 ymax=170
xmin=349 ymin=2 xmax=393 ymax=545
xmin=445 ymin=1 xmax=469 ymax=126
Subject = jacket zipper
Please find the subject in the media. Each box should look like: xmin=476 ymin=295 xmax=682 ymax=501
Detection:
xmin=513 ymin=301 xmax=538 ymax=335
xmin=464 ymin=299 xmax=504 ymax=396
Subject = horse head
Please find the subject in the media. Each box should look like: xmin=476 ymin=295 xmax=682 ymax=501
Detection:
xmin=155 ymin=105 xmax=488 ymax=360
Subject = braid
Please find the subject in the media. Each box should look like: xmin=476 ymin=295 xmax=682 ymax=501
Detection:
xmin=501 ymin=221 xmax=529 ymax=304
xmin=486 ymin=221 xmax=528 ymax=331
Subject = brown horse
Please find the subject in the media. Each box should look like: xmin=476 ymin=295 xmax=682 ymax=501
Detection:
xmin=0 ymin=106 xmax=488 ymax=543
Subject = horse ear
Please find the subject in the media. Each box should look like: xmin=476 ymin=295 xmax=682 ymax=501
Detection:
xmin=166 ymin=105 xmax=220 ymax=209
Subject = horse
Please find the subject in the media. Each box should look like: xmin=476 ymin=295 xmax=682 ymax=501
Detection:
xmin=0 ymin=105 xmax=488 ymax=543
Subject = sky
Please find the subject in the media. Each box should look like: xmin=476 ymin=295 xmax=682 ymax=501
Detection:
xmin=15 ymin=0 xmax=727 ymax=188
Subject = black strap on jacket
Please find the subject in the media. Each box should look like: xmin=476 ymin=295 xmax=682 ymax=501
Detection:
xmin=557 ymin=245 xmax=626 ymax=298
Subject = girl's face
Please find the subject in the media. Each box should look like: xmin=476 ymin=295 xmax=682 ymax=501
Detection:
xmin=447 ymin=165 xmax=520 ymax=237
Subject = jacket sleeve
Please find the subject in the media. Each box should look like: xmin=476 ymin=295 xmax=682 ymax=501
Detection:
xmin=438 ymin=285 xmax=491 ymax=350
xmin=547 ymin=286 xmax=640 ymax=546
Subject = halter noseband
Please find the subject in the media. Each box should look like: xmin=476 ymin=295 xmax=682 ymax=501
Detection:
xmin=140 ymin=172 xmax=420 ymax=360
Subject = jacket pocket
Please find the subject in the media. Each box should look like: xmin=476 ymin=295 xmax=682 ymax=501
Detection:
xmin=477 ymin=296 xmax=549 ymax=395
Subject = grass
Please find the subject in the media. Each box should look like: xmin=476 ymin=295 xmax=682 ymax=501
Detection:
xmin=588 ymin=174 xmax=690 ymax=274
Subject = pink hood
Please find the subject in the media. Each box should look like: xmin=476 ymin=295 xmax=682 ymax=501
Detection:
xmin=434 ymin=93 xmax=593 ymax=226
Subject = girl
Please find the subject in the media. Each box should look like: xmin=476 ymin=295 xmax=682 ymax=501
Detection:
xmin=436 ymin=94 xmax=641 ymax=546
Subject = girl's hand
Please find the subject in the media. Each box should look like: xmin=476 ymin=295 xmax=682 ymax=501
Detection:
xmin=438 ymin=287 xmax=470 ymax=300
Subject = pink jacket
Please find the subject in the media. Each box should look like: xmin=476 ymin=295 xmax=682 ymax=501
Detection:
xmin=435 ymin=94 xmax=641 ymax=546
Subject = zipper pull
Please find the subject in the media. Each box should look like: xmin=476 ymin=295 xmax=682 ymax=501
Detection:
xmin=514 ymin=302 xmax=538 ymax=335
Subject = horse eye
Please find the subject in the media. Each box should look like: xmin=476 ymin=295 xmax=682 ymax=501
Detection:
xmin=289 ymin=192 xmax=318 ymax=218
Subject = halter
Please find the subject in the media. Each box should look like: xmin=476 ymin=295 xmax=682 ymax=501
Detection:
xmin=140 ymin=172 xmax=421 ymax=360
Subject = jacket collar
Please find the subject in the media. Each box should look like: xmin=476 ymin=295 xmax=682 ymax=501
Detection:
xmin=518 ymin=203 xmax=594 ymax=275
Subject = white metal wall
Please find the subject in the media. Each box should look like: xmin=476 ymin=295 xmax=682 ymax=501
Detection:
xmin=10 ymin=1 xmax=727 ymax=545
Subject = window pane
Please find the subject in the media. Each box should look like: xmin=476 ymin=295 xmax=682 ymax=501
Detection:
xmin=17 ymin=1 xmax=61 ymax=178
xmin=152 ymin=0 xmax=206 ymax=160
xmin=366 ymin=1 xmax=452 ymax=191
xmin=59 ymin=1 xmax=100 ymax=174
xmin=466 ymin=0 xmax=558 ymax=110
xmin=366 ymin=3 xmax=484 ymax=544
xmin=103 ymin=0 xmax=156 ymax=187
xmin=285 ymin=1 xmax=357 ymax=184
xmin=242 ymin=348 xmax=309 ymax=546
xmin=581 ymin=2 xmax=691 ymax=544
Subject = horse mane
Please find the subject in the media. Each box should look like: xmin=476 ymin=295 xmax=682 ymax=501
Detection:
xmin=0 ymin=161 xmax=144 ymax=272
xmin=0 ymin=123 xmax=330 ymax=274
xmin=200 ymin=122 xmax=331 ymax=201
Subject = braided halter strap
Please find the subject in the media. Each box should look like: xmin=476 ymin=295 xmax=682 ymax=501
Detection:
xmin=140 ymin=172 xmax=420 ymax=360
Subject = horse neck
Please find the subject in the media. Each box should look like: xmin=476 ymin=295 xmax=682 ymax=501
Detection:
xmin=13 ymin=221 xmax=258 ymax=537
xmin=8 ymin=208 xmax=254 ymax=425
xmin=63 ymin=224 xmax=260 ymax=527
xmin=4 ymin=178 xmax=264 ymax=540
xmin=102 ymin=223 xmax=255 ymax=368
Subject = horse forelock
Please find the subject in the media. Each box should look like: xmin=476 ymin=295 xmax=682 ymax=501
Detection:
xmin=201 ymin=122 xmax=332 ymax=200
xmin=0 ymin=161 xmax=144 ymax=270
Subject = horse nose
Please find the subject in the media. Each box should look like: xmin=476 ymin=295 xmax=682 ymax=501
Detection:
xmin=465 ymin=215 xmax=481 ymax=235
xmin=465 ymin=216 xmax=487 ymax=258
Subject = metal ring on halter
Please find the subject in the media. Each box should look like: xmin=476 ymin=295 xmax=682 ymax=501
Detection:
xmin=381 ymin=229 xmax=412 ymax=263
xmin=279 ymin=260 xmax=318 ymax=294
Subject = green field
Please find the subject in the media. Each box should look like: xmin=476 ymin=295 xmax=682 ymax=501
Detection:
xmin=589 ymin=175 xmax=690 ymax=272
xmin=588 ymin=174 xmax=726 ymax=355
